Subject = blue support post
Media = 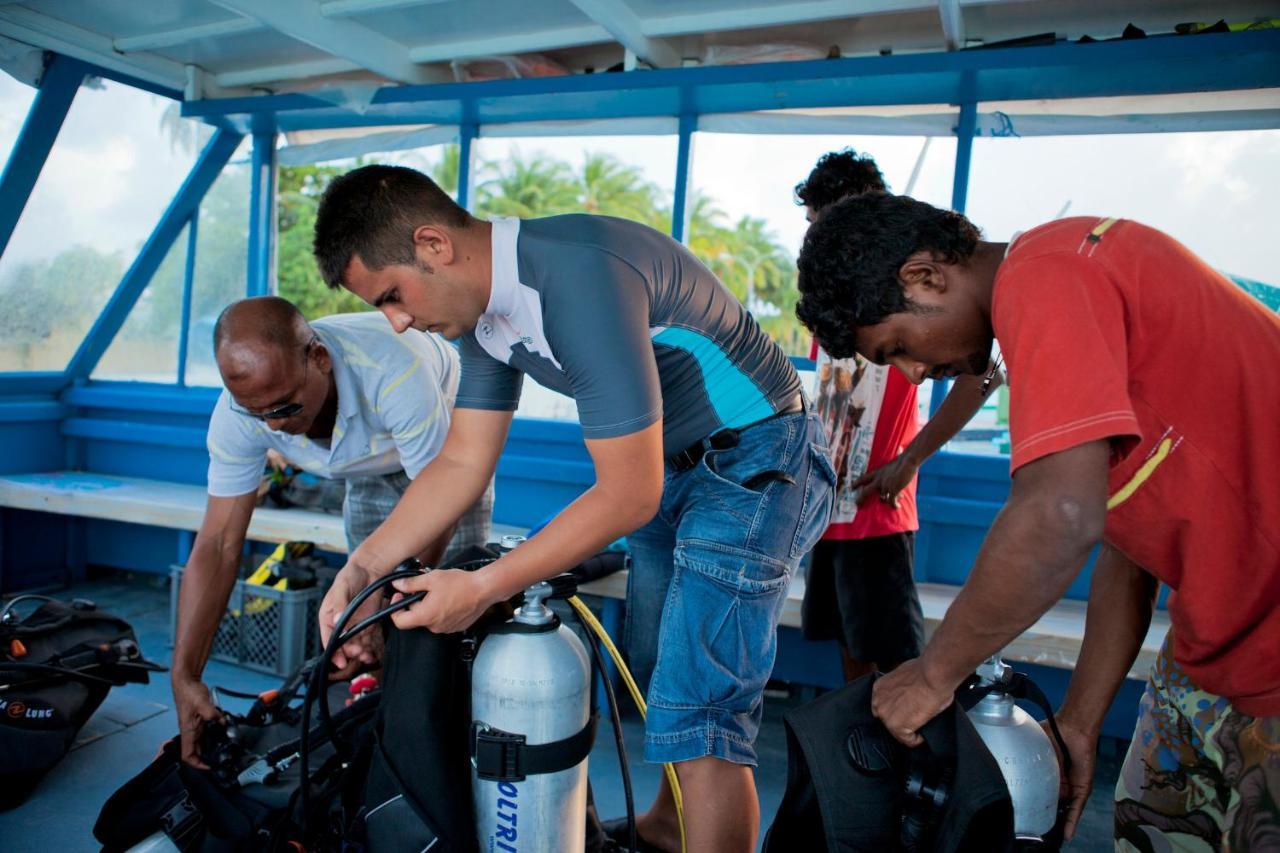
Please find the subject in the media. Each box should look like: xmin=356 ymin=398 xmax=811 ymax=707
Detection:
xmin=176 ymin=212 xmax=200 ymax=386
xmin=0 ymin=54 xmax=85 ymax=262
xmin=247 ymin=130 xmax=277 ymax=297
xmin=64 ymin=129 xmax=244 ymax=380
xmin=929 ymin=95 xmax=977 ymax=418
xmin=928 ymin=378 xmax=953 ymax=418
xmin=950 ymin=98 xmax=977 ymax=215
xmin=177 ymin=530 xmax=195 ymax=566
xmin=456 ymin=123 xmax=477 ymax=211
xmin=670 ymin=111 xmax=696 ymax=243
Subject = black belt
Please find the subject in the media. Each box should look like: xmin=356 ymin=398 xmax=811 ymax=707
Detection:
xmin=666 ymin=394 xmax=805 ymax=473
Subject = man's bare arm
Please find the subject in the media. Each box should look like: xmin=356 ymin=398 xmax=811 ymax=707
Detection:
xmin=872 ymin=439 xmax=1110 ymax=745
xmin=386 ymin=420 xmax=665 ymax=635
xmin=171 ymin=490 xmax=256 ymax=765
xmin=922 ymin=439 xmax=1110 ymax=687
xmin=1060 ymin=543 xmax=1157 ymax=732
xmin=173 ymin=492 xmax=257 ymax=681
xmin=1052 ymin=543 xmax=1157 ymax=839
xmin=856 ymin=366 xmax=1003 ymax=506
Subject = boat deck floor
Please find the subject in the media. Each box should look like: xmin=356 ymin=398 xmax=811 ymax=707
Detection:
xmin=0 ymin=569 xmax=1122 ymax=850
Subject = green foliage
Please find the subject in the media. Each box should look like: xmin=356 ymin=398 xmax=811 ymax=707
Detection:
xmin=277 ymin=162 xmax=371 ymax=320
xmin=475 ymin=151 xmax=579 ymax=218
xmin=0 ymin=245 xmax=126 ymax=345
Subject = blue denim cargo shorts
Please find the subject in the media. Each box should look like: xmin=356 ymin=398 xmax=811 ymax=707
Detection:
xmin=625 ymin=409 xmax=835 ymax=765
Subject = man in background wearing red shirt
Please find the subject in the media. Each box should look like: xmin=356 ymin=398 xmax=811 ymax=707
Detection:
xmin=794 ymin=151 xmax=999 ymax=681
xmin=795 ymin=192 xmax=1280 ymax=850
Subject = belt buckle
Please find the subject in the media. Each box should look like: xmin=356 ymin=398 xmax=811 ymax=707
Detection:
xmin=668 ymin=446 xmax=701 ymax=473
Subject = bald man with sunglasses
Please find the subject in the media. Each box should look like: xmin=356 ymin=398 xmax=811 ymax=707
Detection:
xmin=172 ymin=296 xmax=492 ymax=767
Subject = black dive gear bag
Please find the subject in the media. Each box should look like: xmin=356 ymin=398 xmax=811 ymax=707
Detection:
xmin=763 ymin=673 xmax=1016 ymax=853
xmin=0 ymin=595 xmax=162 ymax=811
xmin=765 ymin=669 xmax=1074 ymax=852
xmin=94 ymin=667 xmax=380 ymax=852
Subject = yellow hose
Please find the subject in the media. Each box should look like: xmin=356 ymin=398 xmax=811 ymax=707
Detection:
xmin=568 ymin=595 xmax=687 ymax=853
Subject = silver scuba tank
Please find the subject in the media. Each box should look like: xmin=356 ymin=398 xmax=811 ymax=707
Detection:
xmin=965 ymin=655 xmax=1060 ymax=840
xmin=471 ymin=537 xmax=592 ymax=853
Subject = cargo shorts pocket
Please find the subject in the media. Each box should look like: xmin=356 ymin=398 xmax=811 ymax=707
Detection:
xmin=648 ymin=542 xmax=790 ymax=711
xmin=789 ymin=443 xmax=837 ymax=559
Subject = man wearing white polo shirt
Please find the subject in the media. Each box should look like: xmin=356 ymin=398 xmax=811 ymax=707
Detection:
xmin=171 ymin=295 xmax=491 ymax=766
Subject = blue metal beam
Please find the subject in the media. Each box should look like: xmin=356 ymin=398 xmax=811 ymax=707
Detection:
xmin=247 ymin=130 xmax=278 ymax=297
xmin=0 ymin=373 xmax=66 ymax=395
xmin=930 ymin=94 xmax=977 ymax=419
xmin=73 ymin=57 xmax=184 ymax=102
xmin=0 ymin=54 xmax=85 ymax=263
xmin=670 ymin=112 xmax=696 ymax=243
xmin=176 ymin=213 xmax=199 ymax=386
xmin=950 ymin=99 xmax=977 ymax=214
xmin=62 ymin=382 xmax=220 ymax=415
xmin=181 ymin=30 xmax=1280 ymax=132
xmin=64 ymin=130 xmax=245 ymax=380
xmin=457 ymin=123 xmax=477 ymax=211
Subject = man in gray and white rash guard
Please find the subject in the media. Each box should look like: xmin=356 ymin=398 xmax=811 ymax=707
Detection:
xmin=312 ymin=165 xmax=834 ymax=853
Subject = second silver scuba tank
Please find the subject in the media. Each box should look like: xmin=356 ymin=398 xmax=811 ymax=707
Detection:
xmin=470 ymin=537 xmax=592 ymax=853
xmin=965 ymin=655 xmax=1061 ymax=840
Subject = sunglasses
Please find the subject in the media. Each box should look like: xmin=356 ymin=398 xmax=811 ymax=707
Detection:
xmin=228 ymin=337 xmax=318 ymax=421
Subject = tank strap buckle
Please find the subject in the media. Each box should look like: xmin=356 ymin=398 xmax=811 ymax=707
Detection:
xmin=471 ymin=714 xmax=600 ymax=783
xmin=471 ymin=723 xmax=527 ymax=782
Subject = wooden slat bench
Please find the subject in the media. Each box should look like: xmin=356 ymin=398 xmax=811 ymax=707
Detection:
xmin=0 ymin=471 xmax=526 ymax=556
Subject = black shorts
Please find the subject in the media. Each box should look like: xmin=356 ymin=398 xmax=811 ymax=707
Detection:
xmin=801 ymin=533 xmax=925 ymax=669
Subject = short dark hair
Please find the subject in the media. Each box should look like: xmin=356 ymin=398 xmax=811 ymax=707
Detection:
xmin=795 ymin=193 xmax=982 ymax=358
xmin=794 ymin=149 xmax=887 ymax=212
xmin=313 ymin=165 xmax=470 ymax=289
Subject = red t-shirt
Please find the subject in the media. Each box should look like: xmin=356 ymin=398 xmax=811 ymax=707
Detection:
xmin=994 ymin=217 xmax=1280 ymax=715
xmin=810 ymin=342 xmax=920 ymax=540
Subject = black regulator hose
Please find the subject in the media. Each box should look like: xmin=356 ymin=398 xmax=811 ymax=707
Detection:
xmin=296 ymin=551 xmax=638 ymax=853
xmin=299 ymin=560 xmax=424 ymax=825
xmin=0 ymin=660 xmax=121 ymax=689
xmin=570 ymin=604 xmax=636 ymax=853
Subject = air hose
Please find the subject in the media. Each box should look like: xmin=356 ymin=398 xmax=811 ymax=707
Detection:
xmin=568 ymin=595 xmax=687 ymax=853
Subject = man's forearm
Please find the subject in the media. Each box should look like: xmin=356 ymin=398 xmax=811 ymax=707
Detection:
xmin=355 ymin=455 xmax=492 ymax=576
xmin=478 ymin=482 xmax=655 ymax=603
xmin=922 ymin=490 xmax=1101 ymax=689
xmin=1058 ymin=544 xmax=1156 ymax=733
xmin=904 ymin=369 xmax=1001 ymax=465
xmin=417 ymin=521 xmax=460 ymax=569
xmin=172 ymin=542 xmax=241 ymax=681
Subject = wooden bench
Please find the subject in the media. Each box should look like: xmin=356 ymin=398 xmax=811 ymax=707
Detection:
xmin=0 ymin=471 xmax=526 ymax=556
xmin=1 ymin=471 xmax=1167 ymax=682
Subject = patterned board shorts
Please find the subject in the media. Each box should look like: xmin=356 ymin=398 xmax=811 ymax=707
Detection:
xmin=1116 ymin=636 xmax=1280 ymax=852
xmin=343 ymin=469 xmax=494 ymax=561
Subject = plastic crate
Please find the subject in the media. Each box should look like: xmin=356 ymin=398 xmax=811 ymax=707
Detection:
xmin=169 ymin=565 xmax=329 ymax=677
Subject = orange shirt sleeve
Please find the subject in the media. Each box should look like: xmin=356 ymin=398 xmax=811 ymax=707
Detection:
xmin=993 ymin=250 xmax=1141 ymax=474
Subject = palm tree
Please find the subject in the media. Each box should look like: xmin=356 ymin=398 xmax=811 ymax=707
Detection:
xmin=429 ymin=144 xmax=461 ymax=197
xmin=475 ymin=150 xmax=578 ymax=218
xmin=576 ymin=153 xmax=664 ymax=226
